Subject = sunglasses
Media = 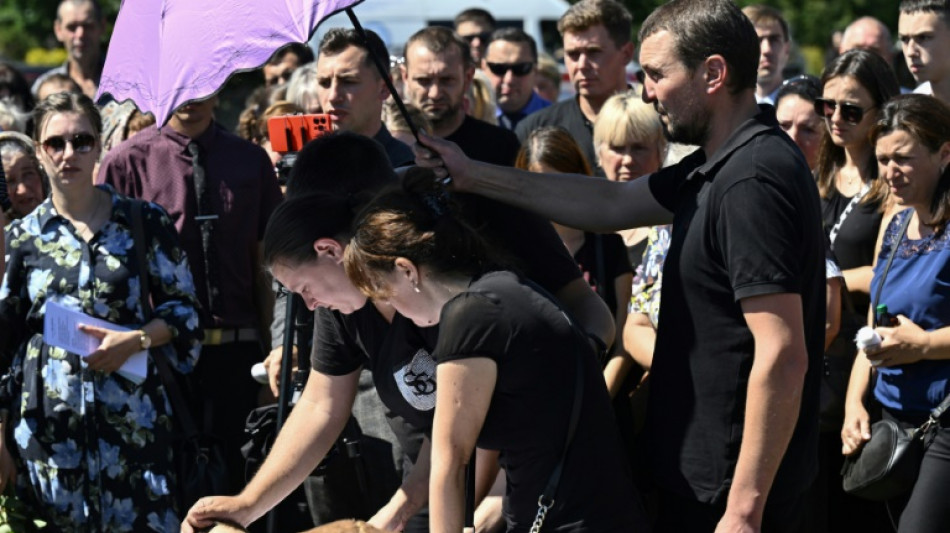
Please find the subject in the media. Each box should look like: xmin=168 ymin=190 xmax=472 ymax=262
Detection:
xmin=485 ymin=62 xmax=534 ymax=77
xmin=41 ymin=132 xmax=96 ymax=155
xmin=460 ymin=31 xmax=492 ymax=44
xmin=813 ymin=98 xmax=874 ymax=125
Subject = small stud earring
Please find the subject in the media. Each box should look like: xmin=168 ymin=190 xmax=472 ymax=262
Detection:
xmin=413 ymin=283 xmax=421 ymax=293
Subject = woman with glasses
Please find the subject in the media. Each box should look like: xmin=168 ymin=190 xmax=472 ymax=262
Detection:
xmin=0 ymin=93 xmax=201 ymax=529
xmin=812 ymin=48 xmax=900 ymax=532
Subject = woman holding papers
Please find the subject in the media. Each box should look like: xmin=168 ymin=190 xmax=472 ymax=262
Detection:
xmin=0 ymin=93 xmax=201 ymax=530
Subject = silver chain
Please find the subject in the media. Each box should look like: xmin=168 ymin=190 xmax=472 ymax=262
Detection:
xmin=529 ymin=496 xmax=553 ymax=533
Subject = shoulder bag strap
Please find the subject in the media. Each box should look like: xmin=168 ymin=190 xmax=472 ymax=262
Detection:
xmin=530 ymin=320 xmax=585 ymax=532
xmin=129 ymin=199 xmax=199 ymax=439
xmin=871 ymin=210 xmax=913 ymax=327
xmin=829 ymin=183 xmax=870 ymax=249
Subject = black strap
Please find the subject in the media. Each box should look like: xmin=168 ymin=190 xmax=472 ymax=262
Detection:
xmin=130 ymin=199 xmax=200 ymax=440
xmin=539 ymin=319 xmax=586 ymax=507
xmin=465 ymin=453 xmax=476 ymax=530
xmin=871 ymin=210 xmax=912 ymax=327
xmin=593 ymin=233 xmax=607 ymax=301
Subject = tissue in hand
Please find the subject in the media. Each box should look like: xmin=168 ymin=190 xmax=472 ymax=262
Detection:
xmin=855 ymin=326 xmax=884 ymax=365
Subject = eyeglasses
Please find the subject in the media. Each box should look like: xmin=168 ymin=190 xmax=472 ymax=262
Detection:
xmin=485 ymin=62 xmax=534 ymax=77
xmin=41 ymin=132 xmax=96 ymax=156
xmin=813 ymin=98 xmax=874 ymax=125
xmin=460 ymin=31 xmax=492 ymax=44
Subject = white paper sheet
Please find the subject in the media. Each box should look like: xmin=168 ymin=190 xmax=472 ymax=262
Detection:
xmin=44 ymin=300 xmax=149 ymax=384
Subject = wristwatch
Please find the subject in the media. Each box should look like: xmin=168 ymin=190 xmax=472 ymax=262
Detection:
xmin=138 ymin=329 xmax=152 ymax=350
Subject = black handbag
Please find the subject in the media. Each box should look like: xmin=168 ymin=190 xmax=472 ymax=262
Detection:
xmin=129 ymin=199 xmax=229 ymax=512
xmin=840 ymin=211 xmax=944 ymax=501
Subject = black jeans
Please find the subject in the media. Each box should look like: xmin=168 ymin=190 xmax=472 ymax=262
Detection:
xmin=882 ymin=408 xmax=950 ymax=533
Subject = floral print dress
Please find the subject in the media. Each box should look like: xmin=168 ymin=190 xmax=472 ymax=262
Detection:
xmin=0 ymin=185 xmax=201 ymax=532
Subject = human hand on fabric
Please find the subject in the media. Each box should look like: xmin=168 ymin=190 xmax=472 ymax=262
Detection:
xmin=864 ymin=315 xmax=929 ymax=367
xmin=841 ymin=400 xmax=872 ymax=456
xmin=80 ymin=325 xmax=141 ymax=374
xmin=412 ymin=132 xmax=477 ymax=190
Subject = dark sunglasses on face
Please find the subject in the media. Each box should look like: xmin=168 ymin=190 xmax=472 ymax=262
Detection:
xmin=485 ymin=62 xmax=534 ymax=77
xmin=813 ymin=98 xmax=874 ymax=125
xmin=460 ymin=31 xmax=492 ymax=44
xmin=41 ymin=132 xmax=96 ymax=155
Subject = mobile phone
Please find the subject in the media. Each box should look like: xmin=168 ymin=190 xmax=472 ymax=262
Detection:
xmin=267 ymin=114 xmax=334 ymax=153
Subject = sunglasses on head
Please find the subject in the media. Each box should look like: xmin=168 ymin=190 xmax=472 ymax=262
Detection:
xmin=485 ymin=62 xmax=534 ymax=77
xmin=41 ymin=132 xmax=96 ymax=155
xmin=813 ymin=98 xmax=874 ymax=125
xmin=460 ymin=31 xmax=492 ymax=44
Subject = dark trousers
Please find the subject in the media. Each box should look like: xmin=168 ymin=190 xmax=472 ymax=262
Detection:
xmin=654 ymin=488 xmax=807 ymax=533
xmin=194 ymin=341 xmax=263 ymax=495
xmin=883 ymin=410 xmax=950 ymax=533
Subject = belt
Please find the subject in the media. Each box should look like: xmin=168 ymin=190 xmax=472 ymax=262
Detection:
xmin=203 ymin=328 xmax=260 ymax=346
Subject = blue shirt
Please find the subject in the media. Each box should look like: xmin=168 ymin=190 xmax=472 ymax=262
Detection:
xmin=497 ymin=91 xmax=551 ymax=131
xmin=873 ymin=208 xmax=950 ymax=414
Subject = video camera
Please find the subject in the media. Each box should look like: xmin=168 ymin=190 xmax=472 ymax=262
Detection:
xmin=266 ymin=113 xmax=334 ymax=187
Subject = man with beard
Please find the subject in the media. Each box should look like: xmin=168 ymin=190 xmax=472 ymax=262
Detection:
xmin=743 ymin=4 xmax=791 ymax=105
xmin=402 ymin=26 xmax=520 ymax=166
xmin=414 ymin=0 xmax=824 ymax=531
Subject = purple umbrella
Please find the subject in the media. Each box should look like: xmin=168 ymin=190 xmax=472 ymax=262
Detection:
xmin=97 ymin=0 xmax=364 ymax=126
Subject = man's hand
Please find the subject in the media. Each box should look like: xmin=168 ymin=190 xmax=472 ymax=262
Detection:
xmin=181 ymin=495 xmax=258 ymax=533
xmin=412 ymin=133 xmax=476 ymax=189
xmin=80 ymin=325 xmax=140 ymax=374
xmin=715 ymin=509 xmax=759 ymax=533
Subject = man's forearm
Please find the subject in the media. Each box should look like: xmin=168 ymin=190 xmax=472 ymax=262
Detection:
xmin=465 ymin=163 xmax=671 ymax=232
xmin=726 ymin=347 xmax=806 ymax=524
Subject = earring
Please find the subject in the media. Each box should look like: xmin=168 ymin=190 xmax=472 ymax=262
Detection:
xmin=413 ymin=283 xmax=421 ymax=293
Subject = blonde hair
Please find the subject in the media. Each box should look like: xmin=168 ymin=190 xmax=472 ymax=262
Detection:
xmin=593 ymin=90 xmax=666 ymax=163
xmin=465 ymin=70 xmax=498 ymax=125
xmin=383 ymin=100 xmax=431 ymax=136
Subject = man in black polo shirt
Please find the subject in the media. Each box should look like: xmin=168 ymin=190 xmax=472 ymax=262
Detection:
xmin=402 ymin=26 xmax=520 ymax=166
xmin=415 ymin=0 xmax=824 ymax=531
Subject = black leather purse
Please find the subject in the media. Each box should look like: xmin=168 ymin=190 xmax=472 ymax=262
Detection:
xmin=840 ymin=211 xmax=947 ymax=501
xmin=129 ymin=199 xmax=229 ymax=512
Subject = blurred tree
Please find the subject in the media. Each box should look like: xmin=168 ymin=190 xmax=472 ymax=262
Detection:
xmin=0 ymin=0 xmax=120 ymax=63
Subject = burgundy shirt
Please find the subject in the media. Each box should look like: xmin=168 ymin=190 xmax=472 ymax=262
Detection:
xmin=98 ymin=122 xmax=283 ymax=328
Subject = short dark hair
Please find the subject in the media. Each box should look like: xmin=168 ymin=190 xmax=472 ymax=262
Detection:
xmin=318 ymin=28 xmax=391 ymax=78
xmin=870 ymin=94 xmax=950 ymax=229
xmin=487 ymin=28 xmax=539 ymax=63
xmin=0 ymin=62 xmax=34 ymax=111
xmin=454 ymin=8 xmax=496 ymax=30
xmin=286 ymin=130 xmax=398 ymax=199
xmin=742 ymin=4 xmax=790 ymax=42
xmin=269 ymin=42 xmax=315 ymax=66
xmin=57 ymin=0 xmax=103 ymax=21
xmin=405 ymin=26 xmax=473 ymax=70
xmin=558 ymin=0 xmax=633 ymax=48
xmin=900 ymin=0 xmax=950 ymax=21
xmin=639 ymin=0 xmax=759 ymax=95
xmin=775 ymin=74 xmax=820 ymax=106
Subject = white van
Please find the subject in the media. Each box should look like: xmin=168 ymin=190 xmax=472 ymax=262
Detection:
xmin=311 ymin=0 xmax=571 ymax=59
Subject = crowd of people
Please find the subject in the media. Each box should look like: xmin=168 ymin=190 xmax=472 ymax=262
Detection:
xmin=1 ymin=0 xmax=950 ymax=532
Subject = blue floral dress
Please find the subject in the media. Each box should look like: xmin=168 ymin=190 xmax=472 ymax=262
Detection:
xmin=0 ymin=185 xmax=201 ymax=531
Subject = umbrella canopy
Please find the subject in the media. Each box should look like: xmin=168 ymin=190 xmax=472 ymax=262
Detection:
xmin=98 ymin=0 xmax=363 ymax=126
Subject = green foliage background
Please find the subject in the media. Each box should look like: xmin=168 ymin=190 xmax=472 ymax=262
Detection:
xmin=0 ymin=0 xmax=120 ymax=63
